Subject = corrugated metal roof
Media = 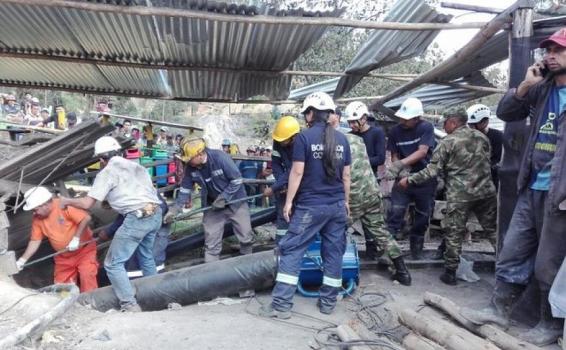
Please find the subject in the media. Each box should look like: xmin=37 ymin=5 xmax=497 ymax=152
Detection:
xmin=333 ymin=0 xmax=451 ymax=98
xmin=0 ymin=0 xmax=340 ymax=101
xmin=384 ymin=73 xmax=494 ymax=110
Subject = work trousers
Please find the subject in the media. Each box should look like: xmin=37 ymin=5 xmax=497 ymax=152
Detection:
xmin=274 ymin=192 xmax=288 ymax=243
xmin=496 ymin=189 xmax=566 ymax=292
xmin=104 ymin=207 xmax=162 ymax=307
xmin=387 ymin=180 xmax=436 ymax=239
xmin=443 ymin=196 xmax=497 ymax=270
xmin=351 ymin=198 xmax=401 ymax=260
xmin=272 ymin=201 xmax=347 ymax=312
xmin=54 ymin=241 xmax=98 ymax=293
xmin=202 ymin=202 xmax=254 ymax=263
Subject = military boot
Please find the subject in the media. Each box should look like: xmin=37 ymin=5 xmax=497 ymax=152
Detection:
xmin=518 ymin=291 xmax=563 ymax=346
xmin=460 ymin=281 xmax=523 ymax=327
xmin=409 ymin=236 xmax=424 ymax=260
xmin=391 ymin=256 xmax=412 ymax=286
xmin=439 ymin=268 xmax=457 ymax=285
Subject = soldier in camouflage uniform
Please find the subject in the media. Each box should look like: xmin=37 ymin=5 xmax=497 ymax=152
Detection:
xmin=331 ymin=108 xmax=411 ymax=286
xmin=399 ymin=109 xmax=496 ymax=285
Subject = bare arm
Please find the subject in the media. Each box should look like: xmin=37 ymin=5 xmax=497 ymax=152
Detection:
xmin=73 ymin=214 xmax=92 ymax=239
xmin=400 ymin=145 xmax=430 ymax=166
xmin=283 ymin=161 xmax=305 ymax=222
xmin=20 ymin=240 xmax=42 ymax=261
xmin=60 ymin=196 xmax=97 ymax=210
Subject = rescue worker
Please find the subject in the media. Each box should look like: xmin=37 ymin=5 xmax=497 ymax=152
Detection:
xmin=60 ymin=136 xmax=162 ymax=312
xmin=384 ymin=97 xmax=436 ymax=259
xmin=398 ymin=109 xmax=496 ymax=285
xmin=462 ymin=28 xmax=566 ymax=346
xmin=344 ymin=101 xmax=385 ymax=260
xmin=344 ymin=101 xmax=386 ymax=175
xmin=260 ymin=92 xmax=351 ymax=319
xmin=466 ymin=104 xmax=503 ymax=190
xmin=164 ymin=138 xmax=254 ymax=262
xmin=16 ymin=186 xmax=98 ymax=293
xmin=263 ymin=116 xmax=300 ymax=242
xmin=329 ymin=111 xmax=411 ymax=286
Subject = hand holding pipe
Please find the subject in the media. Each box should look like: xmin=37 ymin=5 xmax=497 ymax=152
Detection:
xmin=22 ymin=237 xmax=100 ymax=269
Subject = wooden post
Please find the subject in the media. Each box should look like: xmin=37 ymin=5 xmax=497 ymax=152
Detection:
xmin=497 ymin=0 xmax=534 ymax=252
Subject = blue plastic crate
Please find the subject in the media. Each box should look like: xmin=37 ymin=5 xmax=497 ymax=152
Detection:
xmin=297 ymin=238 xmax=359 ymax=297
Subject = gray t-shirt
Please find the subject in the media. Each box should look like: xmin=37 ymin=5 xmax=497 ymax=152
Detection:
xmin=88 ymin=156 xmax=160 ymax=215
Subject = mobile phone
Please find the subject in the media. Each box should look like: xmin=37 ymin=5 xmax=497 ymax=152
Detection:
xmin=540 ymin=64 xmax=549 ymax=78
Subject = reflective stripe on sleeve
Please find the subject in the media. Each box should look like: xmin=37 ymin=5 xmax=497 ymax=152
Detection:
xmin=231 ymin=178 xmax=243 ymax=185
xmin=179 ymin=187 xmax=191 ymax=194
xmin=322 ymin=275 xmax=342 ymax=288
xmin=276 ymin=229 xmax=287 ymax=236
xmin=276 ymin=272 xmax=298 ymax=285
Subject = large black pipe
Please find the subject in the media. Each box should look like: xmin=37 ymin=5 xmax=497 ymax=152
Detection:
xmin=78 ymin=250 xmax=277 ymax=312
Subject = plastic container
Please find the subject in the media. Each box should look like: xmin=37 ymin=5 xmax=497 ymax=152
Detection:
xmin=125 ymin=148 xmax=141 ymax=161
xmin=153 ymin=150 xmax=169 ymax=186
xmin=140 ymin=156 xmax=154 ymax=177
xmin=168 ymin=161 xmax=176 ymax=184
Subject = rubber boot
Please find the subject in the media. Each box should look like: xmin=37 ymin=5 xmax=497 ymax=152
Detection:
xmin=391 ymin=256 xmax=412 ymax=286
xmin=460 ymin=280 xmax=523 ymax=327
xmin=409 ymin=236 xmax=424 ymax=260
xmin=518 ymin=291 xmax=563 ymax=346
xmin=433 ymin=239 xmax=446 ymax=260
xmin=365 ymin=240 xmax=379 ymax=261
xmin=439 ymin=268 xmax=457 ymax=285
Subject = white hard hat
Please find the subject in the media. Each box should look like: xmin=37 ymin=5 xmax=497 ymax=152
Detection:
xmin=344 ymin=101 xmax=370 ymax=122
xmin=160 ymin=126 xmax=169 ymax=132
xmin=396 ymin=97 xmax=424 ymax=120
xmin=466 ymin=104 xmax=491 ymax=124
xmin=94 ymin=136 xmax=121 ymax=156
xmin=23 ymin=186 xmax=52 ymax=211
xmin=300 ymin=92 xmax=336 ymax=114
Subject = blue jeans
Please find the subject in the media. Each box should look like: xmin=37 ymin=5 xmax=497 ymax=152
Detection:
xmin=104 ymin=207 xmax=162 ymax=307
xmin=496 ymin=189 xmax=566 ymax=291
xmin=272 ymin=201 xmax=347 ymax=311
xmin=387 ymin=180 xmax=435 ymax=239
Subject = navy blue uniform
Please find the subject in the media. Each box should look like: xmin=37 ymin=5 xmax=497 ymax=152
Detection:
xmin=272 ymin=142 xmax=293 ymax=240
xmin=352 ymin=125 xmax=385 ymax=174
xmin=386 ymin=120 xmax=436 ymax=241
xmin=272 ymin=122 xmax=351 ymax=312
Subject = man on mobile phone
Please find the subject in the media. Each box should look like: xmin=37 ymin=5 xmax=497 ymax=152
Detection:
xmin=462 ymin=28 xmax=566 ymax=346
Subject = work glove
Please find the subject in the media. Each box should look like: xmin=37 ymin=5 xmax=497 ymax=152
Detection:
xmin=67 ymin=237 xmax=80 ymax=251
xmin=212 ymin=197 xmax=227 ymax=210
xmin=16 ymin=258 xmax=27 ymax=271
xmin=383 ymin=160 xmax=408 ymax=181
xmin=163 ymin=206 xmax=180 ymax=224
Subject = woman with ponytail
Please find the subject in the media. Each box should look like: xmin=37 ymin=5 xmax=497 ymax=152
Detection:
xmin=260 ymin=92 xmax=351 ymax=319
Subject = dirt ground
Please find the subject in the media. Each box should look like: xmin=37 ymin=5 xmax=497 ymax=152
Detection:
xmin=13 ymin=266 xmax=560 ymax=350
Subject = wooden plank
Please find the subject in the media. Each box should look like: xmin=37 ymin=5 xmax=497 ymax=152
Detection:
xmin=90 ymin=111 xmax=203 ymax=132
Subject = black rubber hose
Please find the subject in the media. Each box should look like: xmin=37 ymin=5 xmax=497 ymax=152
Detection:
xmin=78 ymin=250 xmax=277 ymax=312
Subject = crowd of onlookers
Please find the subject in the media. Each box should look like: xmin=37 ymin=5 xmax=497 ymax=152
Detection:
xmin=1 ymin=93 xmax=79 ymax=130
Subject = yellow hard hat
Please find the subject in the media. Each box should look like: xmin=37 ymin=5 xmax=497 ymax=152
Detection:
xmin=178 ymin=138 xmax=206 ymax=162
xmin=272 ymin=116 xmax=300 ymax=142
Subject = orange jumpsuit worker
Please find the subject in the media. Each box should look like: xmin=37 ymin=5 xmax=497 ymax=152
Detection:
xmin=16 ymin=186 xmax=98 ymax=292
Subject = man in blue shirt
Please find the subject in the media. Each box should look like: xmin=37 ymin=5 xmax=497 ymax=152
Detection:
xmin=344 ymin=101 xmax=386 ymax=175
xmin=164 ymin=138 xmax=254 ymax=263
xmin=384 ymin=97 xmax=436 ymax=260
xmin=462 ymin=28 xmax=566 ymax=346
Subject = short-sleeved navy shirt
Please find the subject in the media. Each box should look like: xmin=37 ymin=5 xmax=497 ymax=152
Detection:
xmin=292 ymin=122 xmax=351 ymax=206
xmin=387 ymin=120 xmax=435 ymax=173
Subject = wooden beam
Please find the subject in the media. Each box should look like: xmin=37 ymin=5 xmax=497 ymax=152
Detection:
xmin=89 ymin=111 xmax=203 ymax=132
xmin=0 ymin=119 xmax=64 ymax=135
xmin=2 ymin=0 xmax=488 ymax=31
xmin=369 ymin=1 xmax=519 ymax=109
xmin=441 ymin=2 xmax=504 ymax=14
